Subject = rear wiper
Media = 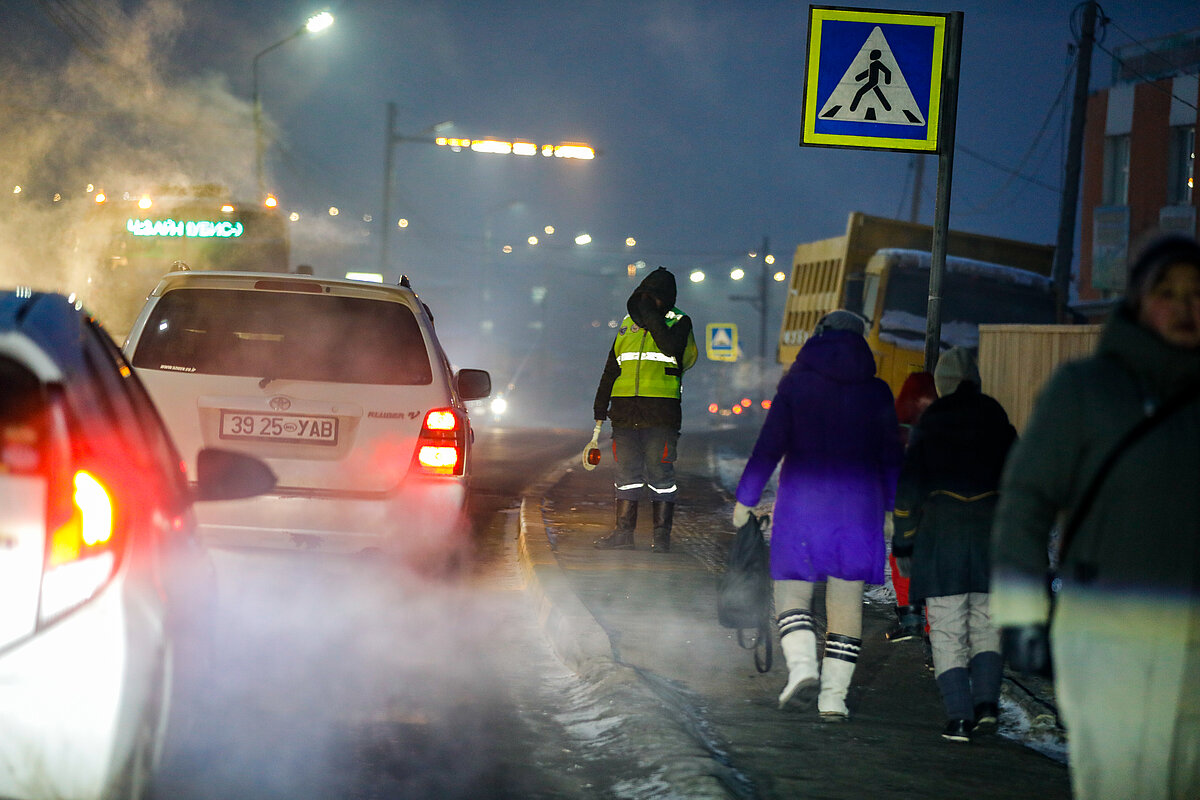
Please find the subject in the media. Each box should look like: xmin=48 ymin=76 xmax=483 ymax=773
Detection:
xmin=258 ymin=376 xmax=275 ymax=389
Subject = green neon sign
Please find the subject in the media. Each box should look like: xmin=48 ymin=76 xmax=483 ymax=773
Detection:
xmin=126 ymin=218 xmax=245 ymax=238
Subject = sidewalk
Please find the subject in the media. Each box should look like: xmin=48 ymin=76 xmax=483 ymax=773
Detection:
xmin=514 ymin=429 xmax=1072 ymax=799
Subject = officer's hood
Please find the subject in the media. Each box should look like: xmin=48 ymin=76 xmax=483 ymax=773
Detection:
xmin=631 ymin=267 xmax=677 ymax=309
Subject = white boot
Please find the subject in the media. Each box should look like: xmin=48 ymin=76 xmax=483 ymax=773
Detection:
xmin=777 ymin=609 xmax=819 ymax=710
xmin=818 ymin=634 xmax=861 ymax=721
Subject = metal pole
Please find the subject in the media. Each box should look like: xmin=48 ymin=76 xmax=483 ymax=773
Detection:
xmin=251 ymin=32 xmax=301 ymax=203
xmin=253 ymin=55 xmax=263 ymax=201
xmin=924 ymin=11 xmax=963 ymax=374
xmin=910 ymin=155 xmax=925 ymax=223
xmin=380 ymin=102 xmax=396 ymax=273
xmin=1052 ymin=1 xmax=1098 ymax=322
xmin=759 ymin=235 xmax=769 ymax=362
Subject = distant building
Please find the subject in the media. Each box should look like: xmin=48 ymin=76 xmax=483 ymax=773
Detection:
xmin=1076 ymin=27 xmax=1199 ymax=316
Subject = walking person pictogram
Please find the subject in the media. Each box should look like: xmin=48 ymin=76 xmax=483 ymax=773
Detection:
xmin=850 ymin=50 xmax=891 ymax=113
xmin=816 ymin=25 xmax=925 ymax=126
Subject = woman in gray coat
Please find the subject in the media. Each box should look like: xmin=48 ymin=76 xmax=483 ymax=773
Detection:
xmin=991 ymin=233 xmax=1200 ymax=800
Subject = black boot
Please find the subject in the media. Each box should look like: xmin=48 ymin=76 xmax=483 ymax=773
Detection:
xmin=969 ymin=651 xmax=1004 ymax=734
xmin=595 ymin=499 xmax=636 ymax=549
xmin=651 ymin=500 xmax=674 ymax=552
xmin=936 ymin=667 xmax=974 ymax=742
xmin=884 ymin=605 xmax=923 ymax=643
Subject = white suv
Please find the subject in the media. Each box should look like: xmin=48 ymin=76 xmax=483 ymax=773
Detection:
xmin=123 ymin=271 xmax=490 ymax=569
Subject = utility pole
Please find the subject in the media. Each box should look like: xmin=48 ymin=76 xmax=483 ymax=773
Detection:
xmin=729 ymin=235 xmax=774 ymax=394
xmin=1052 ymin=0 xmax=1098 ymax=322
xmin=380 ymin=102 xmax=397 ymax=274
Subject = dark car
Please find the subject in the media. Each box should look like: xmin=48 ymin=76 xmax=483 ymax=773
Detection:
xmin=0 ymin=289 xmax=273 ymax=800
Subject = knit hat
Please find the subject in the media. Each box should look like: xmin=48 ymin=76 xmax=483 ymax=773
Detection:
xmin=813 ymin=310 xmax=866 ymax=337
xmin=934 ymin=346 xmax=980 ymax=397
xmin=1125 ymin=233 xmax=1200 ymax=311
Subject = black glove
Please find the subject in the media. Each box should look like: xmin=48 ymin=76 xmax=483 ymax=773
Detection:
xmin=895 ymin=556 xmax=912 ymax=578
xmin=1001 ymin=624 xmax=1053 ymax=678
xmin=627 ymin=291 xmax=662 ymax=326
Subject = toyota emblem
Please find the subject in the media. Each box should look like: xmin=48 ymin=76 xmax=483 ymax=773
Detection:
xmin=269 ymin=396 xmax=291 ymax=411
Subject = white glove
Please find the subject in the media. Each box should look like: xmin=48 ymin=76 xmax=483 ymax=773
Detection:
xmin=582 ymin=421 xmax=602 ymax=471
xmin=732 ymin=501 xmax=752 ymax=528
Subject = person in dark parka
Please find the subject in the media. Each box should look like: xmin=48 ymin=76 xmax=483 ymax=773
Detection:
xmin=991 ymin=233 xmax=1200 ymax=799
xmin=892 ymin=347 xmax=1016 ymax=742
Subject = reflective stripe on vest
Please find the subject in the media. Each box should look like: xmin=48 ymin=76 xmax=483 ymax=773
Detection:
xmin=611 ymin=311 xmax=687 ymax=399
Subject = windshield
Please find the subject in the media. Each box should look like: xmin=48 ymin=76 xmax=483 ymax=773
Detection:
xmin=130 ymin=288 xmax=433 ymax=385
xmin=881 ymin=266 xmax=1058 ymax=325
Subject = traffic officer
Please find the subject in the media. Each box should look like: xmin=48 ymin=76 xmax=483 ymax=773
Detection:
xmin=593 ymin=267 xmax=697 ymax=552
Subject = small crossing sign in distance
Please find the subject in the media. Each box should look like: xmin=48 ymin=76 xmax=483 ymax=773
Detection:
xmin=800 ymin=5 xmax=949 ymax=153
xmin=706 ymin=323 xmax=738 ymax=362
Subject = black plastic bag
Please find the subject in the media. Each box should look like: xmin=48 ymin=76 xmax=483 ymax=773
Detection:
xmin=717 ymin=512 xmax=773 ymax=672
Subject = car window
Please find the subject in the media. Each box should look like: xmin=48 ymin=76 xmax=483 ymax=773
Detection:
xmin=88 ymin=321 xmax=192 ymax=508
xmin=130 ymin=288 xmax=434 ymax=385
xmin=0 ymin=356 xmax=45 ymax=476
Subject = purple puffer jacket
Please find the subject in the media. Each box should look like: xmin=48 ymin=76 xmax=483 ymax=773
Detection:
xmin=736 ymin=330 xmax=903 ymax=583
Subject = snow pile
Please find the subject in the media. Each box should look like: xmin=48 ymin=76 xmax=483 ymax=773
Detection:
xmin=874 ymin=248 xmax=1052 ymax=289
xmin=878 ymin=309 xmax=981 ymax=350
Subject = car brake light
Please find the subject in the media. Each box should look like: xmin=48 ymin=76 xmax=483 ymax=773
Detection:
xmin=415 ymin=408 xmax=465 ymax=476
xmin=41 ymin=469 xmax=119 ymax=623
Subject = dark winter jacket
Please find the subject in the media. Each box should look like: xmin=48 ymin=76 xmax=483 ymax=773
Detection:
xmin=594 ymin=268 xmax=696 ymax=430
xmin=892 ymin=382 xmax=1016 ymax=603
xmin=735 ymin=329 xmax=903 ymax=583
xmin=991 ymin=306 xmax=1200 ymax=630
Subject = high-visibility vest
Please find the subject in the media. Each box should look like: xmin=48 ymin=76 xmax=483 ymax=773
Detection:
xmin=611 ymin=309 xmax=697 ymax=399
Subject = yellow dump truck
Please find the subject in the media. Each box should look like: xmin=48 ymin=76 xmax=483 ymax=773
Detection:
xmin=778 ymin=212 xmax=1059 ymax=394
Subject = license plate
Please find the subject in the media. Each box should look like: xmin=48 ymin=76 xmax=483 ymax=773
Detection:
xmin=219 ymin=411 xmax=338 ymax=445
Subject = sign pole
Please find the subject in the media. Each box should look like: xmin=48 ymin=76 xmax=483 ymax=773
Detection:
xmin=923 ymin=11 xmax=963 ymax=375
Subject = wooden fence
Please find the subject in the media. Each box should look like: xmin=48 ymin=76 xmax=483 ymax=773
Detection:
xmin=977 ymin=324 xmax=1103 ymax=433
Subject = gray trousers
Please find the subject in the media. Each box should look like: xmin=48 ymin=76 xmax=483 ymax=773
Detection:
xmin=611 ymin=426 xmax=678 ymax=502
xmin=924 ymin=592 xmax=1001 ymax=677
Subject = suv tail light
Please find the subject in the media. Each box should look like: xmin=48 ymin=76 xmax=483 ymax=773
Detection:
xmin=414 ymin=408 xmax=466 ymax=477
xmin=40 ymin=455 xmax=121 ymax=624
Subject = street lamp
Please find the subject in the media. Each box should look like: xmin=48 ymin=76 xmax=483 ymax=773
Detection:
xmin=378 ymin=108 xmax=596 ymax=272
xmin=380 ymin=109 xmax=454 ymax=272
xmin=253 ymin=10 xmax=334 ymax=201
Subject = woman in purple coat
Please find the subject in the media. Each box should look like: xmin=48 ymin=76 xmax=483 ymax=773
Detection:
xmin=733 ymin=310 xmax=903 ymax=719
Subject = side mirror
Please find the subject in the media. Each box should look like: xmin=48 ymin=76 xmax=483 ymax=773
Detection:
xmin=456 ymin=368 xmax=491 ymax=402
xmin=193 ymin=447 xmax=276 ymax=502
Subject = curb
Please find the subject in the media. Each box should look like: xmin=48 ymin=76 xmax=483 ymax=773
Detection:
xmin=512 ymin=457 xmax=741 ymax=799
xmin=516 ymin=490 xmax=614 ymax=677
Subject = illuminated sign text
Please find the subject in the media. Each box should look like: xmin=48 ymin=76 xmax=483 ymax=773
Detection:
xmin=126 ymin=218 xmax=245 ymax=238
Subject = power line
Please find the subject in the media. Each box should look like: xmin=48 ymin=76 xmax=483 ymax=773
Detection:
xmin=957 ymin=144 xmax=1062 ymax=195
xmin=1104 ymin=16 xmax=1189 ymax=78
xmin=954 ymin=53 xmax=1074 ymax=217
xmin=1093 ymin=38 xmax=1199 ymax=111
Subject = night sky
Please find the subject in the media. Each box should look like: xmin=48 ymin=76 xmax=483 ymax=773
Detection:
xmin=1 ymin=1 xmax=1196 ymax=422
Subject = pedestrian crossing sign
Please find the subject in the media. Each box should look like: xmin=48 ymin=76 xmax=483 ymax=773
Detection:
xmin=800 ymin=6 xmax=949 ymax=153
xmin=706 ymin=323 xmax=738 ymax=362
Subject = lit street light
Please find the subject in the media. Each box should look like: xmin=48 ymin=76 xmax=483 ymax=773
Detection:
xmin=253 ymin=10 xmax=335 ymax=201
xmin=377 ymin=106 xmax=596 ymax=272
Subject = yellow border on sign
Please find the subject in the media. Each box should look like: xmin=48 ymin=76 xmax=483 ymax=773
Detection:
xmin=705 ymin=323 xmax=738 ymax=362
xmin=803 ymin=7 xmax=947 ymax=152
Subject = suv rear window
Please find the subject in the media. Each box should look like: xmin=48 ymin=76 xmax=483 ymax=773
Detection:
xmin=130 ymin=288 xmax=434 ymax=385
